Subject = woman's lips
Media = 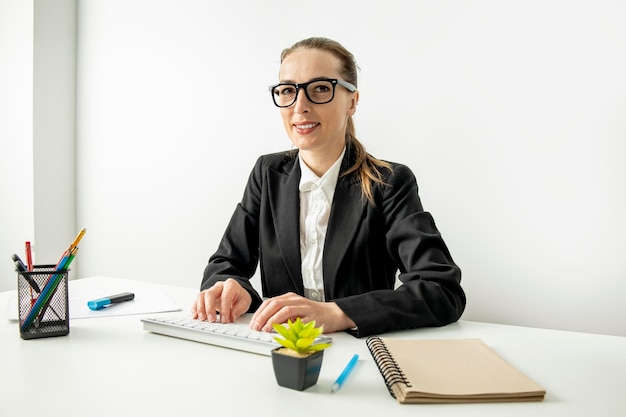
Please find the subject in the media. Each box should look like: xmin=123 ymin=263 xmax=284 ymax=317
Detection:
xmin=294 ymin=122 xmax=319 ymax=134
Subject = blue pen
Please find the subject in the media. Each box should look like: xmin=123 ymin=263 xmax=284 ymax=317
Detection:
xmin=331 ymin=353 xmax=359 ymax=393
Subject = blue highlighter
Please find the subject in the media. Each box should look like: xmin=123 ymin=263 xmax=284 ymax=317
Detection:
xmin=87 ymin=292 xmax=135 ymax=310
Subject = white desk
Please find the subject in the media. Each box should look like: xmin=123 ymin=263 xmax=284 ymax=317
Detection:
xmin=1 ymin=276 xmax=625 ymax=417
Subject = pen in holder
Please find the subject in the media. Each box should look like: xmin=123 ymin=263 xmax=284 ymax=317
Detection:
xmin=17 ymin=264 xmax=70 ymax=339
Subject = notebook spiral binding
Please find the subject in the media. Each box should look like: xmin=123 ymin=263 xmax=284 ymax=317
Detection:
xmin=365 ymin=336 xmax=411 ymax=398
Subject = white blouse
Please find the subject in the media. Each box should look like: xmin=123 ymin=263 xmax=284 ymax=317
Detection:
xmin=298 ymin=147 xmax=346 ymax=302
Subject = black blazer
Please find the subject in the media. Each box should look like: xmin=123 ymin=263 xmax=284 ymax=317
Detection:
xmin=202 ymin=145 xmax=466 ymax=337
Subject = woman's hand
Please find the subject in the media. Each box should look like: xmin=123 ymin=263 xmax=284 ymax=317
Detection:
xmin=250 ymin=292 xmax=356 ymax=333
xmin=191 ymin=278 xmax=252 ymax=323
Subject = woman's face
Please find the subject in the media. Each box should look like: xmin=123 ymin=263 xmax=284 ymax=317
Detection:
xmin=278 ymin=48 xmax=358 ymax=159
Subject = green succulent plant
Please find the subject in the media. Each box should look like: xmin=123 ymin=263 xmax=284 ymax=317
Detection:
xmin=272 ymin=317 xmax=332 ymax=355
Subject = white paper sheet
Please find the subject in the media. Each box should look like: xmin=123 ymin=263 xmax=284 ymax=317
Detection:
xmin=5 ymin=286 xmax=181 ymax=320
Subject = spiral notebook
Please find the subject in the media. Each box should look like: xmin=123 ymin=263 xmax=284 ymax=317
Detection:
xmin=366 ymin=337 xmax=546 ymax=404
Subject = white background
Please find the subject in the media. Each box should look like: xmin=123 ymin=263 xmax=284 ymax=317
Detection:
xmin=2 ymin=0 xmax=625 ymax=337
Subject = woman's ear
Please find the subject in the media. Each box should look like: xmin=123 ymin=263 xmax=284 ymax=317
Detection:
xmin=347 ymin=90 xmax=359 ymax=116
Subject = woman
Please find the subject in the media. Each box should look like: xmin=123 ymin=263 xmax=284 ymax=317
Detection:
xmin=192 ymin=37 xmax=465 ymax=337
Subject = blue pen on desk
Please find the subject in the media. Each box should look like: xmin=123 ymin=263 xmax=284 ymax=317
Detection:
xmin=331 ymin=353 xmax=359 ymax=393
xmin=87 ymin=292 xmax=135 ymax=310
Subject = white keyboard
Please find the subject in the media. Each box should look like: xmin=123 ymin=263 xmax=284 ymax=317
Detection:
xmin=141 ymin=314 xmax=332 ymax=356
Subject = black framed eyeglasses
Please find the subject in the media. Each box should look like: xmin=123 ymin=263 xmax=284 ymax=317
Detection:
xmin=268 ymin=78 xmax=357 ymax=108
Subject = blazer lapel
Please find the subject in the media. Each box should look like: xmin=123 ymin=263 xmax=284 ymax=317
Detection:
xmin=267 ymin=157 xmax=304 ymax=293
xmin=323 ymin=156 xmax=367 ymax=296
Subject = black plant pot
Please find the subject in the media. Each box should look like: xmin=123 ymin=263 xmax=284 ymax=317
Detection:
xmin=271 ymin=348 xmax=324 ymax=391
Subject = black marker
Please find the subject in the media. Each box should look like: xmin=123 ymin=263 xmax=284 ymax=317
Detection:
xmin=87 ymin=292 xmax=135 ymax=310
xmin=11 ymin=254 xmax=41 ymax=293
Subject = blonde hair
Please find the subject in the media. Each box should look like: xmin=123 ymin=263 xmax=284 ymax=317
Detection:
xmin=280 ymin=37 xmax=391 ymax=205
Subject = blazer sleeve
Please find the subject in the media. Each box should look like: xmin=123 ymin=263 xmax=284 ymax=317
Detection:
xmin=200 ymin=156 xmax=265 ymax=311
xmin=333 ymin=163 xmax=466 ymax=337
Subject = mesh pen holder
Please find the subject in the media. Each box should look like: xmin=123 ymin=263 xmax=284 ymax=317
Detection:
xmin=17 ymin=264 xmax=70 ymax=339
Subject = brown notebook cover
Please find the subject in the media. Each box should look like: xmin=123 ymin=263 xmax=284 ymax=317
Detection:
xmin=366 ymin=337 xmax=546 ymax=404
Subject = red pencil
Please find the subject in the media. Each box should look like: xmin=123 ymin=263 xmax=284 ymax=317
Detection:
xmin=25 ymin=241 xmax=33 ymax=271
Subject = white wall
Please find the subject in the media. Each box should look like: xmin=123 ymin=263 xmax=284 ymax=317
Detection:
xmin=0 ymin=0 xmax=77 ymax=292
xmin=70 ymin=0 xmax=626 ymax=337
xmin=0 ymin=0 xmax=34 ymax=292
xmin=32 ymin=0 xmax=78 ymax=268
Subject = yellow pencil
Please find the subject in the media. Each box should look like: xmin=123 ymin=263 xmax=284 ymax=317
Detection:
xmin=69 ymin=228 xmax=87 ymax=251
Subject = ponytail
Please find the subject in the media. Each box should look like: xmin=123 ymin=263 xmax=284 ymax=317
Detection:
xmin=342 ymin=118 xmax=391 ymax=205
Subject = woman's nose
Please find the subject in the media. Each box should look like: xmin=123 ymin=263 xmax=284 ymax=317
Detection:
xmin=292 ymin=89 xmax=310 ymax=113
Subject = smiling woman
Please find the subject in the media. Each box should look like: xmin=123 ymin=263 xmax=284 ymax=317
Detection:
xmin=192 ymin=36 xmax=466 ymax=338
xmin=276 ymin=46 xmax=361 ymax=175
